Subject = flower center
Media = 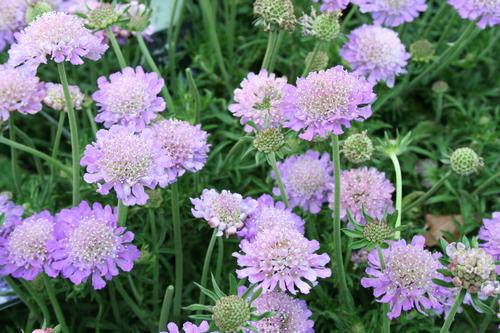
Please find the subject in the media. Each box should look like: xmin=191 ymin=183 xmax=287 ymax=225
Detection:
xmin=385 ymin=0 xmax=409 ymax=9
xmin=253 ymin=85 xmax=281 ymax=111
xmin=8 ymin=218 xmax=53 ymax=262
xmin=212 ymin=193 xmax=243 ymax=225
xmin=288 ymin=159 xmax=326 ymax=195
xmin=107 ymin=76 xmax=148 ymax=116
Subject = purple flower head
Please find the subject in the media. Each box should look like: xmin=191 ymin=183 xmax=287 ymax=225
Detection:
xmin=0 ymin=65 xmax=45 ymax=122
xmin=353 ymin=0 xmax=428 ymax=27
xmin=49 ymin=201 xmax=140 ymax=289
xmin=282 ymin=66 xmax=376 ymax=140
xmin=314 ymin=0 xmax=351 ymax=11
xmin=43 ymin=82 xmax=84 ymax=112
xmin=81 ymin=125 xmax=172 ymax=206
xmin=329 ymin=167 xmax=394 ymax=224
xmin=272 ymin=150 xmax=333 ymax=214
xmin=250 ymin=291 xmax=314 ymax=333
xmin=237 ymin=194 xmax=305 ymax=242
xmin=229 ymin=70 xmax=290 ymax=132
xmin=191 ymin=189 xmax=258 ymax=237
xmin=0 ymin=0 xmax=26 ymax=51
xmin=361 ymin=235 xmax=450 ymax=319
xmin=234 ymin=227 xmax=331 ymax=294
xmin=151 ymin=119 xmax=211 ymax=180
xmin=0 ymin=211 xmax=56 ymax=280
xmin=8 ymin=11 xmax=108 ymax=70
xmin=160 ymin=321 xmax=209 ymax=333
xmin=448 ymin=0 xmax=500 ymax=28
xmin=340 ymin=24 xmax=410 ymax=87
xmin=93 ymin=66 xmax=165 ymax=131
xmin=0 ymin=193 xmax=24 ymax=235
xmin=479 ymin=212 xmax=500 ymax=274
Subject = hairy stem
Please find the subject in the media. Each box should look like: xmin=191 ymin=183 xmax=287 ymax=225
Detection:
xmin=267 ymin=152 xmax=289 ymax=207
xmin=389 ymin=153 xmax=403 ymax=239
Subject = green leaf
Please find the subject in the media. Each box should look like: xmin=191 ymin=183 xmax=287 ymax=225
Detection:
xmin=241 ymin=284 xmax=257 ymax=300
xmin=342 ymin=228 xmax=363 ymax=239
xmin=431 ymin=279 xmax=454 ymax=288
xmin=183 ymin=304 xmax=213 ymax=311
xmin=439 ymin=238 xmax=449 ymax=253
xmin=229 ymin=274 xmax=237 ymax=295
xmin=351 ymin=239 xmax=369 ymax=250
xmin=470 ymin=294 xmax=495 ymax=314
xmin=211 ymin=274 xmax=226 ymax=298
xmin=436 ymin=269 xmax=453 ymax=277
xmin=188 ymin=314 xmax=213 ymax=320
xmin=249 ymin=287 xmax=263 ymax=304
xmin=193 ymin=282 xmax=219 ymax=302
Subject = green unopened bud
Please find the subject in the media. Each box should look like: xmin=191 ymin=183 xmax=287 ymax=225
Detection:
xmin=450 ymin=147 xmax=484 ymax=176
xmin=254 ymin=0 xmax=296 ymax=31
xmin=410 ymin=39 xmax=435 ymax=63
xmin=87 ymin=4 xmax=120 ymax=30
xmin=212 ymin=295 xmax=250 ymax=332
xmin=301 ymin=10 xmax=341 ymax=42
xmin=25 ymin=1 xmax=53 ymax=24
xmin=126 ymin=14 xmax=150 ymax=32
xmin=432 ymin=80 xmax=449 ymax=94
xmin=363 ymin=221 xmax=393 ymax=244
xmin=342 ymin=131 xmax=373 ymax=164
xmin=305 ymin=50 xmax=329 ymax=72
xmin=253 ymin=128 xmax=285 ymax=153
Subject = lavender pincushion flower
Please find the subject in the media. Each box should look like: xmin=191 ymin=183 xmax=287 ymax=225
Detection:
xmin=314 ymin=0 xmax=351 ymax=11
xmin=8 ymin=11 xmax=108 ymax=70
xmin=160 ymin=321 xmax=209 ymax=333
xmin=272 ymin=150 xmax=333 ymax=214
xmin=81 ymin=125 xmax=172 ymax=206
xmin=0 ymin=211 xmax=56 ymax=280
xmin=282 ymin=66 xmax=376 ymax=140
xmin=151 ymin=119 xmax=211 ymax=180
xmin=50 ymin=201 xmax=140 ymax=289
xmin=191 ymin=189 xmax=258 ymax=237
xmin=353 ymin=0 xmax=428 ymax=27
xmin=340 ymin=24 xmax=410 ymax=87
xmin=448 ymin=0 xmax=500 ymax=28
xmin=229 ymin=70 xmax=290 ymax=132
xmin=0 ymin=194 xmax=24 ymax=234
xmin=361 ymin=235 xmax=450 ymax=319
xmin=0 ymin=0 xmax=26 ymax=51
xmin=234 ymin=227 xmax=331 ymax=294
xmin=93 ymin=66 xmax=165 ymax=131
xmin=237 ymin=194 xmax=305 ymax=242
xmin=479 ymin=212 xmax=500 ymax=274
xmin=0 ymin=65 xmax=45 ymax=122
xmin=43 ymin=82 xmax=84 ymax=111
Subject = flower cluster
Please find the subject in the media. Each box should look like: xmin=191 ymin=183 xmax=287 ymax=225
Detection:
xmin=479 ymin=212 xmax=500 ymax=274
xmin=43 ymin=83 xmax=85 ymax=112
xmin=353 ymin=0 xmax=428 ymax=27
xmin=0 ymin=0 xmax=26 ymax=51
xmin=448 ymin=0 xmax=500 ymax=29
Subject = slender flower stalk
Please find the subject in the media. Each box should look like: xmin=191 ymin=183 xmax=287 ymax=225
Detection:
xmin=262 ymin=30 xmax=279 ymax=70
xmin=107 ymin=27 xmax=127 ymax=69
xmin=114 ymin=279 xmax=150 ymax=326
xmin=159 ymin=285 xmax=175 ymax=332
xmin=389 ymin=153 xmax=402 ymax=239
xmin=302 ymin=42 xmax=321 ymax=76
xmin=42 ymin=275 xmax=69 ymax=333
xmin=267 ymin=152 xmax=289 ymax=207
xmin=4 ymin=277 xmax=39 ymax=320
xmin=440 ymin=289 xmax=466 ymax=333
xmin=57 ymin=62 xmax=80 ymax=205
xmin=20 ymin=280 xmax=51 ymax=325
xmin=377 ymin=247 xmax=390 ymax=333
xmin=117 ymin=200 xmax=128 ymax=226
xmin=48 ymin=112 xmax=66 ymax=189
xmin=171 ymin=183 xmax=183 ymax=323
xmin=268 ymin=30 xmax=285 ymax=72
xmin=405 ymin=171 xmax=451 ymax=211
xmin=198 ymin=229 xmax=217 ymax=306
xmin=8 ymin=117 xmax=21 ymax=193
xmin=216 ymin=237 xmax=224 ymax=281
xmin=473 ymin=170 xmax=500 ymax=195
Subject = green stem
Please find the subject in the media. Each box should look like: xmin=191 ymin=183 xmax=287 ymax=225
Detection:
xmin=117 ymin=200 xmax=128 ymax=227
xmin=107 ymin=27 xmax=127 ymax=69
xmin=114 ymin=280 xmax=150 ymax=326
xmin=20 ymin=280 xmax=51 ymax=325
xmin=342 ymin=5 xmax=357 ymax=28
xmin=303 ymin=42 xmax=321 ymax=76
xmin=158 ymin=285 xmax=174 ymax=332
xmin=331 ymin=135 xmax=354 ymax=311
xmin=171 ymin=183 xmax=183 ymax=323
xmin=478 ymin=299 xmax=496 ymax=332
xmin=85 ymin=106 xmax=98 ymax=136
xmin=14 ymin=126 xmax=43 ymax=175
xmin=473 ymin=170 xmax=500 ymax=195
xmin=377 ymin=248 xmax=390 ymax=333
xmin=435 ymin=93 xmax=444 ymax=123
xmin=4 ymin=277 xmax=39 ymax=319
xmin=439 ymin=289 xmax=466 ymax=333
xmin=167 ymin=0 xmax=180 ymax=88
xmin=420 ymin=1 xmax=447 ymax=37
xmin=261 ymin=30 xmax=278 ymax=70
xmin=269 ymin=30 xmax=284 ymax=72
xmin=389 ymin=153 xmax=403 ymax=239
xmin=185 ymin=68 xmax=201 ymax=124
xmin=49 ymin=112 xmax=66 ymax=190
xmin=198 ymin=229 xmax=218 ymax=306
xmin=8 ymin=117 xmax=21 ymax=193
xmin=215 ymin=236 xmax=224 ymax=282
xmin=267 ymin=152 xmax=289 ymax=207
xmin=42 ymin=275 xmax=69 ymax=333
xmin=57 ymin=62 xmax=80 ymax=205
xmin=405 ymin=171 xmax=451 ymax=211
xmin=149 ymin=210 xmax=160 ymax=314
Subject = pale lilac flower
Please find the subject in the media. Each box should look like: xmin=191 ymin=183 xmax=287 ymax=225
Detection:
xmin=49 ymin=201 xmax=140 ymax=289
xmin=43 ymin=82 xmax=84 ymax=111
xmin=57 ymin=0 xmax=99 ymax=14
xmin=8 ymin=11 xmax=108 ymax=70
xmin=81 ymin=125 xmax=171 ymax=206
xmin=340 ymin=24 xmax=410 ymax=87
xmin=93 ymin=67 xmax=165 ymax=131
xmin=272 ymin=150 xmax=333 ymax=214
xmin=314 ymin=0 xmax=351 ymax=11
xmin=282 ymin=66 xmax=375 ymax=140
xmin=448 ymin=0 xmax=500 ymax=28
xmin=191 ymin=189 xmax=258 ymax=237
xmin=361 ymin=235 xmax=450 ymax=319
xmin=0 ymin=211 xmax=56 ymax=280
xmin=160 ymin=321 xmax=209 ymax=333
xmin=0 ymin=65 xmax=45 ymax=122
xmin=0 ymin=0 xmax=26 ymax=51
xmin=234 ymin=227 xmax=331 ymax=294
xmin=237 ymin=194 xmax=305 ymax=242
xmin=0 ymin=193 xmax=24 ymax=235
xmin=351 ymin=248 xmax=370 ymax=269
xmin=479 ymin=212 xmax=500 ymax=274
xmin=229 ymin=70 xmax=290 ymax=132
xmin=353 ymin=0 xmax=428 ymax=27
xmin=151 ymin=119 xmax=210 ymax=179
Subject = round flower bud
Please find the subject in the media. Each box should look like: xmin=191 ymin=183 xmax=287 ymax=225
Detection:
xmin=87 ymin=3 xmax=120 ymax=30
xmin=212 ymin=295 xmax=250 ymax=332
xmin=305 ymin=50 xmax=329 ymax=72
xmin=306 ymin=11 xmax=341 ymax=42
xmin=342 ymin=131 xmax=373 ymax=164
xmin=410 ymin=39 xmax=435 ymax=63
xmin=25 ymin=1 xmax=53 ymax=24
xmin=362 ymin=220 xmax=393 ymax=244
xmin=127 ymin=15 xmax=150 ymax=32
xmin=253 ymin=128 xmax=285 ymax=153
xmin=253 ymin=0 xmax=296 ymax=31
xmin=432 ymin=80 xmax=449 ymax=94
xmin=450 ymin=147 xmax=484 ymax=176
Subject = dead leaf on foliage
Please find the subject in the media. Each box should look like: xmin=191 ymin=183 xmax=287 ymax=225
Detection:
xmin=424 ymin=214 xmax=464 ymax=247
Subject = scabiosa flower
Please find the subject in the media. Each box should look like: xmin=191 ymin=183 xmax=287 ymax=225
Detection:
xmin=43 ymin=82 xmax=84 ymax=111
xmin=448 ymin=0 xmax=500 ymax=28
xmin=229 ymin=70 xmax=290 ymax=132
xmin=353 ymin=0 xmax=428 ymax=27
xmin=0 ymin=0 xmax=26 ymax=51
xmin=282 ymin=66 xmax=375 ymax=140
xmin=0 ymin=211 xmax=56 ymax=280
xmin=81 ymin=125 xmax=171 ymax=206
xmin=340 ymin=24 xmax=410 ymax=87
xmin=49 ymin=201 xmax=140 ymax=289
xmin=237 ymin=194 xmax=305 ymax=242
xmin=250 ymin=291 xmax=314 ymax=333
xmin=8 ymin=11 xmax=108 ymax=70
xmin=479 ymin=212 xmax=500 ymax=274
xmin=272 ymin=150 xmax=333 ymax=214
xmin=234 ymin=227 xmax=331 ymax=294
xmin=93 ymin=66 xmax=165 ymax=131
xmin=151 ymin=119 xmax=210 ymax=179
xmin=160 ymin=321 xmax=209 ymax=333
xmin=191 ymin=189 xmax=258 ymax=237
xmin=0 ymin=65 xmax=45 ymax=122
xmin=361 ymin=235 xmax=449 ymax=319
xmin=0 ymin=193 xmax=24 ymax=234
xmin=314 ymin=0 xmax=351 ymax=11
